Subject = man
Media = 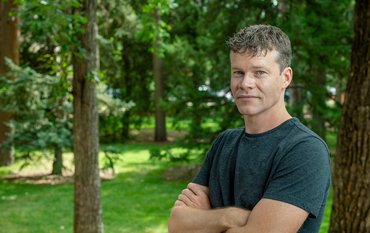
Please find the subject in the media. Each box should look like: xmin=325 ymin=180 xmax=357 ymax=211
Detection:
xmin=168 ymin=25 xmax=331 ymax=233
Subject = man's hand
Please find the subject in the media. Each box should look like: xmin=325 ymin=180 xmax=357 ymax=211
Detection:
xmin=175 ymin=183 xmax=211 ymax=210
xmin=169 ymin=183 xmax=250 ymax=233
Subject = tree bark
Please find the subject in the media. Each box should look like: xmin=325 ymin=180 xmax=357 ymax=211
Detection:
xmin=153 ymin=9 xmax=167 ymax=142
xmin=310 ymin=68 xmax=327 ymax=141
xmin=289 ymin=81 xmax=304 ymax=120
xmin=0 ymin=0 xmax=19 ymax=166
xmin=72 ymin=0 xmax=103 ymax=232
xmin=121 ymin=38 xmax=132 ymax=141
xmin=329 ymin=0 xmax=370 ymax=232
xmin=51 ymin=146 xmax=63 ymax=175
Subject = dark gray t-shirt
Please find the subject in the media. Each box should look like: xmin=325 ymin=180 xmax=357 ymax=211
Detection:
xmin=193 ymin=118 xmax=331 ymax=233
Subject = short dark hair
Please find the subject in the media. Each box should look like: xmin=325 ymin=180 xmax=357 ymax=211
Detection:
xmin=226 ymin=25 xmax=292 ymax=70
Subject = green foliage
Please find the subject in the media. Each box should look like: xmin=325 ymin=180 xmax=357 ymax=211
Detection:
xmin=97 ymin=85 xmax=135 ymax=117
xmin=149 ymin=147 xmax=190 ymax=162
xmin=0 ymin=59 xmax=72 ymax=154
xmin=101 ymin=145 xmax=123 ymax=175
xmin=9 ymin=0 xmax=354 ymax=159
xmin=137 ymin=0 xmax=177 ymax=57
xmin=97 ymin=0 xmax=154 ymax=141
xmin=282 ymin=0 xmax=353 ymax=137
xmin=19 ymin=0 xmax=85 ymax=66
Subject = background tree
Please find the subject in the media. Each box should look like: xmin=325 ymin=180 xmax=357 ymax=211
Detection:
xmin=97 ymin=0 xmax=151 ymax=142
xmin=11 ymin=0 xmax=80 ymax=175
xmin=72 ymin=0 xmax=103 ymax=232
xmin=0 ymin=0 xmax=19 ymax=166
xmin=0 ymin=61 xmax=72 ymax=175
xmin=138 ymin=0 xmax=175 ymax=142
xmin=152 ymin=7 xmax=167 ymax=142
xmin=330 ymin=0 xmax=370 ymax=232
xmin=291 ymin=0 xmax=352 ymax=140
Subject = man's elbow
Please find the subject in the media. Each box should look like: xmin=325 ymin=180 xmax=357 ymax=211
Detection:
xmin=168 ymin=206 xmax=183 ymax=233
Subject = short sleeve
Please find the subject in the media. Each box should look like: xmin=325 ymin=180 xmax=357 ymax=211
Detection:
xmin=192 ymin=132 xmax=226 ymax=186
xmin=263 ymin=137 xmax=331 ymax=218
xmin=193 ymin=130 xmax=231 ymax=187
xmin=192 ymin=152 xmax=211 ymax=186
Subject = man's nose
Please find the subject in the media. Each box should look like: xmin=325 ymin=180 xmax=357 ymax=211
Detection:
xmin=239 ymin=73 xmax=256 ymax=89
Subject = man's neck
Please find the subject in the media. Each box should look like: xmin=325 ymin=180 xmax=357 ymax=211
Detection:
xmin=243 ymin=107 xmax=292 ymax=134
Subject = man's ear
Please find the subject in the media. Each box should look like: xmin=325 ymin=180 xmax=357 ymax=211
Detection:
xmin=281 ymin=67 xmax=293 ymax=88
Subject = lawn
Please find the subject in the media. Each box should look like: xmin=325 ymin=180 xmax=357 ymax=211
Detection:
xmin=0 ymin=142 xmax=332 ymax=233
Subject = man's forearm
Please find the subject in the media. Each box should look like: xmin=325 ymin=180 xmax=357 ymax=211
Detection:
xmin=168 ymin=206 xmax=250 ymax=233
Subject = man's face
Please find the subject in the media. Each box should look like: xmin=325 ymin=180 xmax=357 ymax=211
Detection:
xmin=230 ymin=50 xmax=291 ymax=118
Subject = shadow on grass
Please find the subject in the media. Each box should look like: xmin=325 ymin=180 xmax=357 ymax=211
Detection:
xmin=101 ymin=168 xmax=187 ymax=232
xmin=0 ymin=164 xmax=187 ymax=233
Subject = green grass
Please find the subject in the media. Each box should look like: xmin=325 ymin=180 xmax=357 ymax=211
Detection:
xmin=320 ymin=187 xmax=333 ymax=233
xmin=0 ymin=143 xmax=332 ymax=233
xmin=0 ymin=143 xmax=187 ymax=233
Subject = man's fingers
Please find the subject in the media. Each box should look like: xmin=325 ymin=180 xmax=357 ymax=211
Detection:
xmin=187 ymin=183 xmax=209 ymax=196
xmin=174 ymin=200 xmax=186 ymax=207
xmin=182 ymin=188 xmax=196 ymax=201
xmin=176 ymin=183 xmax=211 ymax=210
xmin=178 ymin=193 xmax=194 ymax=207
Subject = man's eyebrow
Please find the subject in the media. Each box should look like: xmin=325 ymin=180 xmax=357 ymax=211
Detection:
xmin=250 ymin=65 xmax=269 ymax=70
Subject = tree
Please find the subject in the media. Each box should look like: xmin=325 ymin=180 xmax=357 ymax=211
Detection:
xmin=97 ymin=0 xmax=151 ymax=142
xmin=0 ymin=0 xmax=19 ymax=166
xmin=139 ymin=0 xmax=174 ymax=142
xmin=72 ymin=0 xmax=103 ymax=232
xmin=0 ymin=62 xmax=72 ymax=176
xmin=329 ymin=0 xmax=370 ymax=232
xmin=152 ymin=8 xmax=167 ymax=142
xmin=15 ymin=0 xmax=79 ymax=175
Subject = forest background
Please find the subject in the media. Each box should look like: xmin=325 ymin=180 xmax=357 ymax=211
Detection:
xmin=1 ymin=0 xmax=368 ymax=232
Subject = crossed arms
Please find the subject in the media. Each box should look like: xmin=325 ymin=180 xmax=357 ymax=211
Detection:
xmin=168 ymin=183 xmax=309 ymax=233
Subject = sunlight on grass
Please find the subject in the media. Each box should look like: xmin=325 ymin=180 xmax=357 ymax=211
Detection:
xmin=0 ymin=143 xmax=187 ymax=233
xmin=0 ymin=143 xmax=333 ymax=233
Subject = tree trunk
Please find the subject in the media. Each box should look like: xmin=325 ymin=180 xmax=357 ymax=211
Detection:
xmin=153 ymin=9 xmax=167 ymax=142
xmin=72 ymin=0 xmax=103 ymax=232
xmin=121 ymin=111 xmax=130 ymax=141
xmin=121 ymin=38 xmax=132 ymax=141
xmin=0 ymin=0 xmax=19 ymax=166
xmin=289 ymin=81 xmax=304 ymax=120
xmin=51 ymin=146 xmax=63 ymax=175
xmin=310 ymin=69 xmax=327 ymax=141
xmin=329 ymin=0 xmax=370 ymax=232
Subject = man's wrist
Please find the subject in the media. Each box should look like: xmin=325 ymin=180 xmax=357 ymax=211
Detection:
xmin=221 ymin=207 xmax=250 ymax=229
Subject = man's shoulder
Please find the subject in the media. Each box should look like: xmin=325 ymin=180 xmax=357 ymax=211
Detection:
xmin=277 ymin=118 xmax=330 ymax=160
xmin=210 ymin=128 xmax=244 ymax=151
xmin=288 ymin=118 xmax=328 ymax=146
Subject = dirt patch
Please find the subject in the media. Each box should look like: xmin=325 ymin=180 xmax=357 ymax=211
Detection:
xmin=129 ymin=129 xmax=187 ymax=143
xmin=0 ymin=129 xmax=189 ymax=184
xmin=1 ymin=170 xmax=115 ymax=185
xmin=1 ymin=174 xmax=74 ymax=185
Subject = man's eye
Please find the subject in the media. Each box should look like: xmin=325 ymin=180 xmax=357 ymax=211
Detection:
xmin=233 ymin=71 xmax=244 ymax=77
xmin=256 ymin=70 xmax=266 ymax=76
